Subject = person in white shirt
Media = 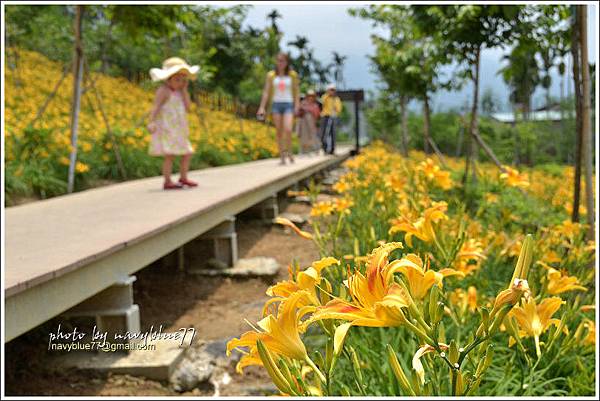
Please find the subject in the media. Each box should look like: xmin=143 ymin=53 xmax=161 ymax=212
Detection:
xmin=256 ymin=53 xmax=300 ymax=165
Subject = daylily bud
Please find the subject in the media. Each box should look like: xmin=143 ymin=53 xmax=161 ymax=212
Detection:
xmin=321 ymin=278 xmax=333 ymax=304
xmin=439 ymin=322 xmax=446 ymax=343
xmin=476 ymin=307 xmax=490 ymax=337
xmin=490 ymin=279 xmax=530 ymax=319
xmin=349 ymin=346 xmax=364 ymax=385
xmin=448 ymin=340 xmax=459 ymax=365
xmin=489 ymin=304 xmax=513 ymax=334
xmin=432 ymin=301 xmax=445 ymax=325
xmin=510 ymin=234 xmax=533 ymax=286
xmin=410 ymin=370 xmax=422 ymax=396
xmin=456 ymin=371 xmax=465 ymax=394
xmin=387 ymin=344 xmax=415 ymax=396
xmin=483 ymin=344 xmax=494 ymax=370
xmin=256 ymin=340 xmax=295 ymax=395
xmin=428 ymin=285 xmax=440 ymax=319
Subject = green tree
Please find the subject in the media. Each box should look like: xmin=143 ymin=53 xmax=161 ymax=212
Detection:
xmin=352 ymin=5 xmax=451 ymax=158
xmin=413 ymin=5 xmax=525 ymax=183
xmin=480 ymin=87 xmax=498 ymax=116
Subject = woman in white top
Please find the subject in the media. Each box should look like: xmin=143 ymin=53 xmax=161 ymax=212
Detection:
xmin=256 ymin=53 xmax=300 ymax=165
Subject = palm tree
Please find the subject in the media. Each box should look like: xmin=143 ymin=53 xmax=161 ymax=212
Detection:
xmin=246 ymin=26 xmax=262 ymax=38
xmin=331 ymin=51 xmax=347 ymax=89
xmin=267 ymin=9 xmax=282 ymax=33
xmin=287 ymin=35 xmax=308 ymax=53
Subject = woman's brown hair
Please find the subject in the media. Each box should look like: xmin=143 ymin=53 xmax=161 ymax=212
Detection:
xmin=275 ymin=52 xmax=291 ymax=75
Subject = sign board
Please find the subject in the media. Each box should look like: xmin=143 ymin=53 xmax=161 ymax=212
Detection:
xmin=316 ymin=89 xmax=364 ymax=102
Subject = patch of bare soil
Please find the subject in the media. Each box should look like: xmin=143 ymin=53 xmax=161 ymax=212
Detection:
xmin=4 ymin=201 xmax=320 ymax=396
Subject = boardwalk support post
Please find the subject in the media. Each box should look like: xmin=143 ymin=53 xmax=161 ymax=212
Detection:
xmin=243 ymin=194 xmax=280 ymax=223
xmin=63 ymin=276 xmax=140 ymax=348
xmin=191 ymin=216 xmax=238 ymax=269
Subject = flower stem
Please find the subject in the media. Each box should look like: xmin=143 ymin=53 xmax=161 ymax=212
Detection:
xmin=305 ymin=355 xmax=327 ymax=385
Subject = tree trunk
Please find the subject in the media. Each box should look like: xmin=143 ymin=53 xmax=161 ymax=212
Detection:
xmin=467 ymin=45 xmax=482 ymax=184
xmin=423 ymin=93 xmax=431 ymax=154
xmin=400 ymin=95 xmax=409 ymax=157
xmin=455 ymin=121 xmax=464 ymax=157
xmin=571 ymin=7 xmax=583 ymax=223
xmin=100 ymin=18 xmax=114 ymax=74
xmin=68 ymin=5 xmax=84 ymax=194
xmin=578 ymin=5 xmax=595 ymax=240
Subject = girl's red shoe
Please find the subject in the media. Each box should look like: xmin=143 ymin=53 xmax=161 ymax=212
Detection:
xmin=179 ymin=178 xmax=198 ymax=187
xmin=164 ymin=181 xmax=184 ymax=190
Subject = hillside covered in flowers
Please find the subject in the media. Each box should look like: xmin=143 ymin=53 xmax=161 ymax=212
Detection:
xmin=5 ymin=49 xmax=279 ymax=204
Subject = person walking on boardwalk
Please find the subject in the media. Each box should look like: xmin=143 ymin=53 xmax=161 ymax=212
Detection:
xmin=320 ymin=83 xmax=343 ymax=155
xmin=296 ymin=89 xmax=321 ymax=155
xmin=148 ymin=57 xmax=199 ymax=190
xmin=256 ymin=52 xmax=300 ymax=165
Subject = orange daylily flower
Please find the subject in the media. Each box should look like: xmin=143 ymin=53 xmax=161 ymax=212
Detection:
xmin=308 ymin=243 xmax=412 ymax=352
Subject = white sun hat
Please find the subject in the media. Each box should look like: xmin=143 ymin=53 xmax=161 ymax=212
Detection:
xmin=149 ymin=57 xmax=200 ymax=82
xmin=326 ymin=83 xmax=336 ymax=91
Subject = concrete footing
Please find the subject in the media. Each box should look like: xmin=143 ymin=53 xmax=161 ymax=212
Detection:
xmin=186 ymin=216 xmax=238 ymax=269
xmin=63 ymin=276 xmax=140 ymax=346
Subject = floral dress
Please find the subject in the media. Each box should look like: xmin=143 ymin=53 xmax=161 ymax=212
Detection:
xmin=149 ymin=89 xmax=194 ymax=156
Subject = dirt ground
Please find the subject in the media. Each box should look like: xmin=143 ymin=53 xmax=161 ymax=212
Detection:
xmin=4 ymin=201 xmax=322 ymax=396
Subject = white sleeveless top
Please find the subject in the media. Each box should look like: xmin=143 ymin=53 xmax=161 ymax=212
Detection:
xmin=272 ymin=75 xmax=293 ymax=103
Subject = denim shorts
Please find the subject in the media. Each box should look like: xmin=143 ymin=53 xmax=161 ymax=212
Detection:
xmin=271 ymin=102 xmax=294 ymax=115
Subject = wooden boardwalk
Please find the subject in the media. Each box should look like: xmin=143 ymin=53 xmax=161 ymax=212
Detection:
xmin=4 ymin=147 xmax=351 ymax=342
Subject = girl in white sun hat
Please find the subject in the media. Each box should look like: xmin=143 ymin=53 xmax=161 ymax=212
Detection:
xmin=148 ymin=57 xmax=200 ymax=190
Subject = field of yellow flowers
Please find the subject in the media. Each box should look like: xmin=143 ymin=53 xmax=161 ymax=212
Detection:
xmin=228 ymin=142 xmax=596 ymax=396
xmin=4 ymin=49 xmax=279 ymax=204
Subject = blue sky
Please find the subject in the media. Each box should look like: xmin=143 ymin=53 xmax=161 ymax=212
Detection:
xmin=243 ymin=3 xmax=597 ymax=112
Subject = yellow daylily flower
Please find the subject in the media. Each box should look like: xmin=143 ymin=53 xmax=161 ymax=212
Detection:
xmin=500 ymin=165 xmax=530 ymax=188
xmin=384 ymin=173 xmax=407 ymax=193
xmin=389 ymin=201 xmax=448 ymax=247
xmin=310 ymin=201 xmax=334 ymax=217
xmin=545 ymin=267 xmax=587 ymax=295
xmin=417 ymin=158 xmax=453 ymax=190
xmin=388 ymin=254 xmax=464 ymax=300
xmin=453 ymin=239 xmax=486 ymax=275
xmin=450 ymin=286 xmax=478 ymax=315
xmin=332 ymin=179 xmax=351 ymax=193
xmin=265 ymin=257 xmax=340 ymax=311
xmin=509 ymin=296 xmax=565 ymax=357
xmin=582 ymin=319 xmax=595 ymax=346
xmin=554 ymin=220 xmax=583 ymax=240
xmin=227 ymin=291 xmax=310 ymax=371
xmin=333 ymin=197 xmax=354 ymax=214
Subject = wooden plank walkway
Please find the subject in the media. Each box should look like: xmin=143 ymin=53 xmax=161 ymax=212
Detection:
xmin=4 ymin=146 xmax=351 ymax=341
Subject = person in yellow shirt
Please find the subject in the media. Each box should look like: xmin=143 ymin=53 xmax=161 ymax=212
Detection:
xmin=320 ymin=84 xmax=343 ymax=155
